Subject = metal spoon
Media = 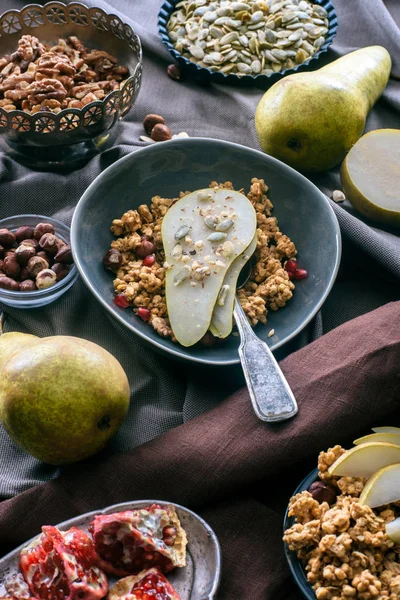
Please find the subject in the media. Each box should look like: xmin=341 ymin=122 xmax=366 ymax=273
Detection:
xmin=234 ymin=264 xmax=298 ymax=423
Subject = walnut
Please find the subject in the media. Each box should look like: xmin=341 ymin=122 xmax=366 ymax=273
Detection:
xmin=4 ymin=81 xmax=30 ymax=102
xmin=26 ymin=78 xmax=67 ymax=103
xmin=11 ymin=35 xmax=45 ymax=67
xmin=84 ymin=49 xmax=117 ymax=71
xmin=68 ymin=36 xmax=87 ymax=55
xmin=70 ymin=82 xmax=102 ymax=99
xmin=36 ymin=52 xmax=76 ymax=77
xmin=0 ymin=64 xmax=36 ymax=92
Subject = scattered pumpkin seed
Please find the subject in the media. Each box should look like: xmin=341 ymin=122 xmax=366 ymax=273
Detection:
xmin=173 ymin=265 xmax=191 ymax=285
xmin=207 ymin=231 xmax=228 ymax=242
xmin=216 ymin=218 xmax=234 ymax=232
xmin=175 ymin=225 xmax=191 ymax=240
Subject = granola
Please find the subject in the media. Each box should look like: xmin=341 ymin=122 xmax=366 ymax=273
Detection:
xmin=0 ymin=34 xmax=129 ymax=113
xmin=105 ymin=179 xmax=298 ymax=344
xmin=283 ymin=446 xmax=400 ymax=600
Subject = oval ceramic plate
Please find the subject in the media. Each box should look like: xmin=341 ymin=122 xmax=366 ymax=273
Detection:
xmin=0 ymin=500 xmax=221 ymax=600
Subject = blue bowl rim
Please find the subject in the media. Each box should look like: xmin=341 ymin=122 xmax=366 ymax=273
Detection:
xmin=71 ymin=137 xmax=341 ymax=366
xmin=283 ymin=467 xmax=319 ymax=600
xmin=158 ymin=0 xmax=338 ymax=85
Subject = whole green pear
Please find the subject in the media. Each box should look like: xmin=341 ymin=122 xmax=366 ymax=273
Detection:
xmin=255 ymin=46 xmax=392 ymax=173
xmin=0 ymin=335 xmax=130 ymax=465
xmin=0 ymin=332 xmax=38 ymax=379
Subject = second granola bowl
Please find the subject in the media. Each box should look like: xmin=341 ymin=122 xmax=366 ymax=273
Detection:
xmin=0 ymin=2 xmax=142 ymax=168
xmin=71 ymin=137 xmax=341 ymax=366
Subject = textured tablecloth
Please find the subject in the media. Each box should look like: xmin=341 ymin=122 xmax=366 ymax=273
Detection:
xmin=0 ymin=0 xmax=399 ymax=499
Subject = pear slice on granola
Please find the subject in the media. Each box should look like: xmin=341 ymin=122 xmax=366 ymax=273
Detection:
xmin=162 ymin=188 xmax=256 ymax=347
xmin=209 ymin=233 xmax=257 ymax=339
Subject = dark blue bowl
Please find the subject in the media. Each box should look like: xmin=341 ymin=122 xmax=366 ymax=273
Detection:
xmin=71 ymin=137 xmax=341 ymax=366
xmin=158 ymin=0 xmax=338 ymax=87
xmin=283 ymin=468 xmax=319 ymax=600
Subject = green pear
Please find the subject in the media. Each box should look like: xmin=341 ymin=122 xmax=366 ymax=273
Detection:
xmin=0 ymin=333 xmax=38 ymax=378
xmin=0 ymin=336 xmax=130 ymax=465
xmin=255 ymin=46 xmax=392 ymax=173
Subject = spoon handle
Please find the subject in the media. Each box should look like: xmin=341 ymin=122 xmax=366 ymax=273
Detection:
xmin=233 ymin=298 xmax=298 ymax=423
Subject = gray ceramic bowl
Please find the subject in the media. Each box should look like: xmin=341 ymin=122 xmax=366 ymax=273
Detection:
xmin=71 ymin=138 xmax=341 ymax=365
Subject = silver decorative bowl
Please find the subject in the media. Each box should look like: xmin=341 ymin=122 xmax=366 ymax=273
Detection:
xmin=0 ymin=2 xmax=142 ymax=169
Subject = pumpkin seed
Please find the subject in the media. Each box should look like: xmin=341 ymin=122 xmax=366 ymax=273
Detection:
xmin=175 ymin=225 xmax=191 ymax=240
xmin=217 ymin=284 xmax=230 ymax=306
xmin=216 ymin=218 xmax=234 ymax=232
xmin=204 ymin=215 xmax=218 ymax=229
xmin=173 ymin=265 xmax=191 ymax=285
xmin=207 ymin=232 xmax=228 ymax=242
xmin=171 ymin=244 xmax=183 ymax=259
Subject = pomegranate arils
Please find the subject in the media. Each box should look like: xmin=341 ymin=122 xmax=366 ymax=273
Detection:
xmin=142 ymin=255 xmax=156 ymax=267
xmin=137 ymin=308 xmax=151 ymax=322
xmin=114 ymin=294 xmax=130 ymax=309
xmin=284 ymin=259 xmax=297 ymax=274
xmin=294 ymin=268 xmax=308 ymax=280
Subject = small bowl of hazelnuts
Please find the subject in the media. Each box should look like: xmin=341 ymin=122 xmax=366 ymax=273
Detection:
xmin=0 ymin=214 xmax=77 ymax=308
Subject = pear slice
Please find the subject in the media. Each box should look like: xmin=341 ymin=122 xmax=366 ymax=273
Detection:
xmin=162 ymin=188 xmax=256 ymax=347
xmin=354 ymin=433 xmax=400 ymax=446
xmin=328 ymin=442 xmax=400 ymax=478
xmin=386 ymin=517 xmax=400 ymax=542
xmin=359 ymin=463 xmax=400 ymax=508
xmin=372 ymin=426 xmax=400 ymax=435
xmin=209 ymin=233 xmax=257 ymax=339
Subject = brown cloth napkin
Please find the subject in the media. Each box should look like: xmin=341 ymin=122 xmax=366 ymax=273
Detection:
xmin=1 ymin=301 xmax=400 ymax=599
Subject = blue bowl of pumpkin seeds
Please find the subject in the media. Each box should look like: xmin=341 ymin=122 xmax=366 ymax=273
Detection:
xmin=158 ymin=0 xmax=338 ymax=86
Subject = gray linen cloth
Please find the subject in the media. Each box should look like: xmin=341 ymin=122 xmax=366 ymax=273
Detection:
xmin=0 ymin=0 xmax=399 ymax=498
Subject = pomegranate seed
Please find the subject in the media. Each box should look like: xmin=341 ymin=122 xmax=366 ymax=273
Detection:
xmin=284 ymin=259 xmax=297 ymax=274
xmin=113 ymin=294 xmax=130 ymax=309
xmin=143 ymin=254 xmax=156 ymax=267
xmin=294 ymin=268 xmax=308 ymax=280
xmin=137 ymin=307 xmax=151 ymax=322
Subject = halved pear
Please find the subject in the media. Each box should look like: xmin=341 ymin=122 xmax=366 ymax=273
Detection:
xmin=372 ymin=426 xmax=400 ymax=435
xmin=162 ymin=188 xmax=256 ymax=347
xmin=386 ymin=517 xmax=400 ymax=542
xmin=209 ymin=233 xmax=257 ymax=339
xmin=359 ymin=463 xmax=400 ymax=508
xmin=354 ymin=433 xmax=400 ymax=446
xmin=328 ymin=442 xmax=400 ymax=478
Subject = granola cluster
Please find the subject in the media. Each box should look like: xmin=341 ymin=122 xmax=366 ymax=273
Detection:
xmin=283 ymin=446 xmax=400 ymax=599
xmin=0 ymin=34 xmax=129 ymax=114
xmin=107 ymin=179 xmax=297 ymax=342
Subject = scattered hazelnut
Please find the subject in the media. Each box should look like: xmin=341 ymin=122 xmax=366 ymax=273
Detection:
xmin=4 ymin=255 xmax=21 ymax=280
xmin=34 ymin=222 xmax=55 ymax=240
xmin=143 ymin=114 xmax=166 ymax=135
xmin=36 ymin=269 xmax=57 ymax=290
xmin=0 ymin=276 xmax=20 ymax=291
xmin=151 ymin=123 xmax=172 ymax=142
xmin=15 ymin=243 xmax=36 ymax=266
xmin=0 ymin=229 xmax=16 ymax=248
xmin=51 ymin=263 xmax=69 ymax=281
xmin=19 ymin=280 xmax=36 ymax=292
xmin=27 ymin=256 xmax=49 ymax=277
xmin=103 ymin=249 xmax=122 ymax=272
xmin=39 ymin=233 xmax=59 ymax=254
xmin=136 ymin=239 xmax=156 ymax=258
xmin=308 ymin=481 xmax=337 ymax=505
xmin=15 ymin=225 xmax=34 ymax=243
xmin=332 ymin=190 xmax=346 ymax=203
xmin=167 ymin=64 xmax=183 ymax=81
xmin=54 ymin=244 xmax=73 ymax=264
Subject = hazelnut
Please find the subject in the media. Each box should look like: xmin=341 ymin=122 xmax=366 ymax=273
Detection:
xmin=15 ymin=225 xmax=34 ymax=243
xmin=54 ymin=244 xmax=73 ymax=264
xmin=308 ymin=481 xmax=337 ymax=505
xmin=136 ymin=239 xmax=156 ymax=258
xmin=21 ymin=238 xmax=39 ymax=251
xmin=36 ymin=250 xmax=50 ymax=261
xmin=4 ymin=255 xmax=21 ymax=280
xmin=167 ymin=64 xmax=183 ymax=81
xmin=0 ymin=229 xmax=16 ymax=248
xmin=0 ymin=259 xmax=3 ymax=272
xmin=34 ymin=222 xmax=55 ymax=240
xmin=51 ymin=263 xmax=69 ymax=281
xmin=151 ymin=123 xmax=172 ymax=142
xmin=0 ymin=245 xmax=4 ymax=258
xmin=0 ymin=276 xmax=19 ymax=291
xmin=103 ymin=249 xmax=122 ymax=272
xmin=36 ymin=269 xmax=57 ymax=290
xmin=19 ymin=280 xmax=36 ymax=292
xmin=15 ymin=243 xmax=36 ymax=266
xmin=5 ymin=249 xmax=16 ymax=257
xmin=143 ymin=114 xmax=165 ymax=134
xmin=27 ymin=256 xmax=49 ymax=277
xmin=39 ymin=233 xmax=59 ymax=254
xmin=20 ymin=267 xmax=31 ymax=281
